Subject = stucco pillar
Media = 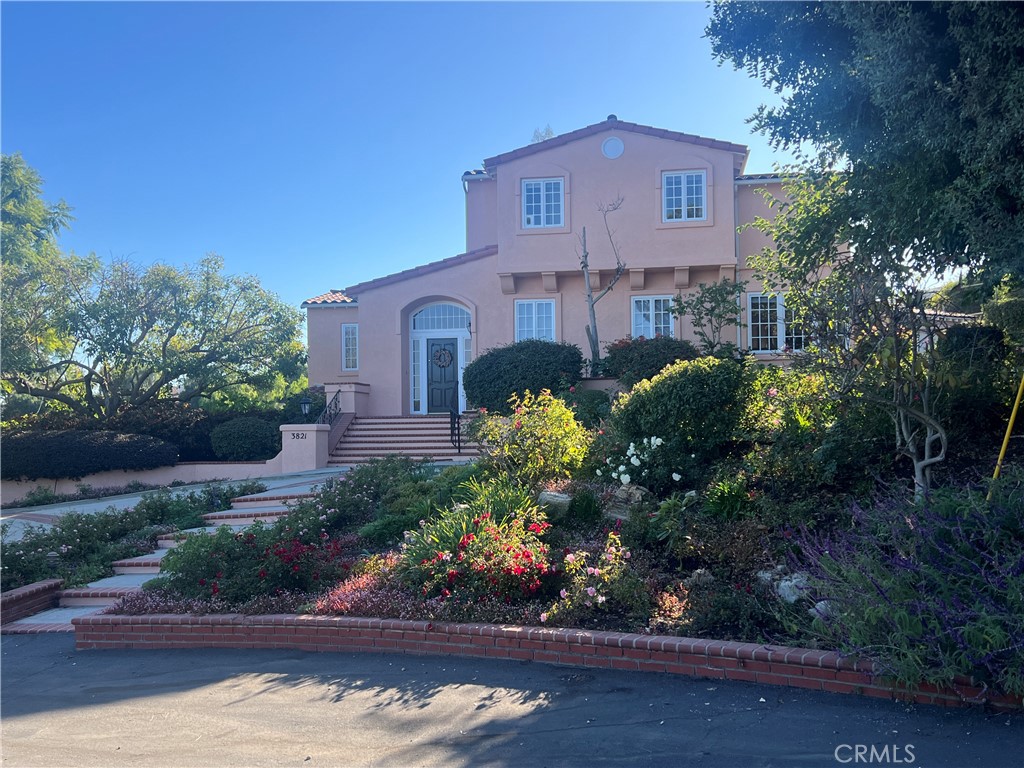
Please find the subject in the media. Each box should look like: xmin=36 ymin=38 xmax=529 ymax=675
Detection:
xmin=278 ymin=424 xmax=330 ymax=472
xmin=336 ymin=382 xmax=371 ymax=415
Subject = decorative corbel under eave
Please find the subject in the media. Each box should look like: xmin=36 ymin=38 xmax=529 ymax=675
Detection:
xmin=542 ymin=272 xmax=558 ymax=292
xmin=499 ymin=273 xmax=516 ymax=295
xmin=674 ymin=266 xmax=690 ymax=290
xmin=629 ymin=268 xmax=645 ymax=290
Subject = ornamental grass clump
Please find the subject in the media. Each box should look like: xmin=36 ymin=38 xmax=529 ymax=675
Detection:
xmin=792 ymin=473 xmax=1024 ymax=696
xmin=398 ymin=477 xmax=555 ymax=603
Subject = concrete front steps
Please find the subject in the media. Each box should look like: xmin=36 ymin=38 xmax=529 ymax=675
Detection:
xmin=329 ymin=415 xmax=479 ymax=465
xmin=4 ymin=488 xmax=308 ymax=633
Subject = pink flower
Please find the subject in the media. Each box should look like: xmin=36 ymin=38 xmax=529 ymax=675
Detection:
xmin=514 ymin=420 xmax=522 ymax=429
xmin=540 ymin=613 xmax=548 ymax=623
xmin=569 ymin=386 xmax=576 ymax=394
xmin=767 ymin=387 xmax=779 ymax=398
xmin=586 ymin=587 xmax=597 ymax=597
xmin=560 ymin=589 xmax=568 ymax=599
xmin=565 ymin=553 xmax=576 ymax=563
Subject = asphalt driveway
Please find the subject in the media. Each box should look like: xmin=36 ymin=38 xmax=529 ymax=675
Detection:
xmin=1 ymin=634 xmax=1020 ymax=767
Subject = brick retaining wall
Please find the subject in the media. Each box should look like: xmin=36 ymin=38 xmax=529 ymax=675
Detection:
xmin=1 ymin=579 xmax=63 ymax=624
xmin=73 ymin=613 xmax=1022 ymax=711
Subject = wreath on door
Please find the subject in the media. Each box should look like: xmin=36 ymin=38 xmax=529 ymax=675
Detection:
xmin=432 ymin=347 xmax=454 ymax=369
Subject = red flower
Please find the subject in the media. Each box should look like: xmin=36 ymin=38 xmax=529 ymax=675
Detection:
xmin=198 ymin=578 xmax=206 ymax=586
xmin=211 ymin=582 xmax=219 ymax=595
xmin=514 ymin=420 xmax=522 ymax=429
xmin=258 ymin=570 xmax=267 ymax=579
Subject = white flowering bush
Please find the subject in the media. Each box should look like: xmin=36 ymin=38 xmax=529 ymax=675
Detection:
xmin=596 ymin=436 xmax=691 ymax=489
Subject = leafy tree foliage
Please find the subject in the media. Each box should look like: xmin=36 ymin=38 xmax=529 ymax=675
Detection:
xmin=1 ymin=154 xmax=97 ymax=378
xmin=707 ymin=2 xmax=1024 ymax=494
xmin=708 ymin=1 xmax=1024 ymax=283
xmin=1 ymin=154 xmax=304 ymax=421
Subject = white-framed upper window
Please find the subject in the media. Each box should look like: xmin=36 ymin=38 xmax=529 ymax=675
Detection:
xmin=747 ymin=293 xmax=806 ymax=353
xmin=341 ymin=323 xmax=359 ymax=371
xmin=662 ymin=170 xmax=706 ymax=222
xmin=522 ymin=178 xmax=564 ymax=228
xmin=515 ymin=299 xmax=555 ymax=342
xmin=631 ymin=296 xmax=674 ymax=338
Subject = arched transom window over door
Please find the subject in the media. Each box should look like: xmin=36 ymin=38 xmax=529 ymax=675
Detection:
xmin=410 ymin=303 xmax=472 ymax=415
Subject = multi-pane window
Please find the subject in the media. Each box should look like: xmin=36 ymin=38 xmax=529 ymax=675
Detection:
xmin=515 ymin=300 xmax=555 ymax=341
xmin=341 ymin=324 xmax=359 ymax=370
xmin=662 ymin=170 xmax=706 ymax=222
xmin=631 ymin=296 xmax=674 ymax=338
xmin=412 ymin=303 xmax=470 ymax=331
xmin=748 ymin=294 xmax=805 ymax=353
xmin=522 ymin=178 xmax=564 ymax=228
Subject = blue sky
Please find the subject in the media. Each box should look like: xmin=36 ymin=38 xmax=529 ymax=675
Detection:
xmin=2 ymin=1 xmax=794 ymax=310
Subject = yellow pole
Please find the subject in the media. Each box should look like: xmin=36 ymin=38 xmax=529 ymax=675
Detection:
xmin=989 ymin=368 xmax=1024 ymax=500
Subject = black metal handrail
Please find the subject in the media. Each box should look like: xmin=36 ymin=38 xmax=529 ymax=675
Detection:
xmin=449 ymin=383 xmax=462 ymax=453
xmin=316 ymin=389 xmax=343 ymax=427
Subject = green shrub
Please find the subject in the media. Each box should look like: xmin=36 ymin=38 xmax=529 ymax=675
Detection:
xmin=602 ymin=335 xmax=699 ymax=387
xmin=398 ymin=477 xmax=553 ymax=603
xmin=106 ymin=401 xmax=221 ymax=461
xmin=739 ymin=366 xmax=890 ymax=499
xmin=472 ymin=390 xmax=592 ymax=490
xmin=1 ymin=430 xmax=178 ymax=480
xmin=210 ymin=417 xmax=280 ymax=460
xmin=542 ymin=531 xmax=652 ymax=629
xmin=558 ymin=386 xmax=612 ymax=429
xmin=463 ymin=339 xmax=583 ymax=414
xmin=0 ymin=481 xmax=262 ymax=590
xmin=609 ymin=356 xmax=748 ymax=492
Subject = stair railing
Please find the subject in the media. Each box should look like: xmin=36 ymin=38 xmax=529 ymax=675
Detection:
xmin=449 ymin=383 xmax=462 ymax=454
xmin=315 ymin=389 xmax=343 ymax=426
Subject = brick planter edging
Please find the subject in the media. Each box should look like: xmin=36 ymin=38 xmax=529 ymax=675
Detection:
xmin=72 ymin=613 xmax=1022 ymax=711
xmin=1 ymin=579 xmax=63 ymax=624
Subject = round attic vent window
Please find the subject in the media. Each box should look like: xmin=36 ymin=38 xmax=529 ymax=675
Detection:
xmin=602 ymin=136 xmax=625 ymax=159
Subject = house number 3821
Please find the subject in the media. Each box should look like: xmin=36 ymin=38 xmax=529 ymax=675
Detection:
xmin=290 ymin=432 xmax=307 ymax=440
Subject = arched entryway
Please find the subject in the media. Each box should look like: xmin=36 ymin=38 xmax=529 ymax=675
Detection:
xmin=409 ymin=302 xmax=471 ymax=414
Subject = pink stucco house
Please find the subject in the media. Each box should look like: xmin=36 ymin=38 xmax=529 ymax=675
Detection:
xmin=304 ymin=116 xmax=791 ymax=430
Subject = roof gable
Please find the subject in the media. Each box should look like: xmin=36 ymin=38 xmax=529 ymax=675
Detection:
xmin=343 ymin=244 xmax=499 ymax=296
xmin=481 ymin=115 xmax=749 ymax=173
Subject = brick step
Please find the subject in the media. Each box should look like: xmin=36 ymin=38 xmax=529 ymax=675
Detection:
xmin=157 ymin=524 xmax=250 ymax=548
xmin=112 ymin=550 xmax=168 ymax=574
xmin=59 ymin=587 xmax=142 ymax=606
xmin=202 ymin=508 xmax=286 ymax=526
xmin=229 ymin=494 xmax=313 ymax=510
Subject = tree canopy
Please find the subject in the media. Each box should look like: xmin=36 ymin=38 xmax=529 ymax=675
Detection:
xmin=707 ymin=1 xmax=1024 ymax=283
xmin=1 ymin=154 xmax=304 ymax=421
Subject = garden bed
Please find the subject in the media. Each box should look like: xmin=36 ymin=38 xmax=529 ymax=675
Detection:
xmin=71 ymin=613 xmax=1023 ymax=712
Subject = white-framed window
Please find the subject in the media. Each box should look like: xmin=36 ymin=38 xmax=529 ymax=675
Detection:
xmin=631 ymin=296 xmax=674 ymax=338
xmin=522 ymin=178 xmax=564 ymax=228
xmin=515 ymin=299 xmax=555 ymax=341
xmin=341 ymin=323 xmax=359 ymax=370
xmin=662 ymin=170 xmax=707 ymax=222
xmin=747 ymin=293 xmax=806 ymax=353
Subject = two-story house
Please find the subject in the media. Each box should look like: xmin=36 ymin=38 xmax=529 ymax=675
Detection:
xmin=303 ymin=115 xmax=792 ymax=428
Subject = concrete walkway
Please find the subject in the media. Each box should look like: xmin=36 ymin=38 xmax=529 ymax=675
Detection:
xmin=2 ymin=634 xmax=1021 ymax=768
xmin=0 ymin=467 xmax=346 ymax=542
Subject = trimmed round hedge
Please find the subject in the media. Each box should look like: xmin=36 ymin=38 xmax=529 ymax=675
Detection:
xmin=210 ymin=417 xmax=280 ymax=461
xmin=602 ymin=335 xmax=699 ymax=387
xmin=1 ymin=430 xmax=179 ymax=480
xmin=463 ymin=340 xmax=584 ymax=414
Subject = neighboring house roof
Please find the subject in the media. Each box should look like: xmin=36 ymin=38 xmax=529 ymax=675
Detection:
xmin=479 ymin=115 xmax=749 ymax=174
xmin=301 ymin=289 xmax=357 ymax=308
xmin=343 ymin=244 xmax=499 ymax=296
xmin=736 ymin=173 xmax=784 ymax=184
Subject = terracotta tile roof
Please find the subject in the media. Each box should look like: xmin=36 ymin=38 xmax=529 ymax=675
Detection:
xmin=343 ymin=244 xmax=499 ymax=296
xmin=482 ymin=115 xmax=749 ymax=172
xmin=301 ymin=290 xmax=357 ymax=308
